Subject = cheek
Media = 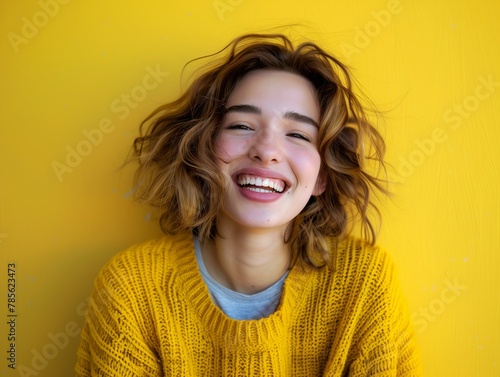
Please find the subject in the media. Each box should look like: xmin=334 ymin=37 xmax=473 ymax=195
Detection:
xmin=292 ymin=150 xmax=322 ymax=186
xmin=214 ymin=136 xmax=231 ymax=163
xmin=294 ymin=149 xmax=321 ymax=171
xmin=215 ymin=136 xmax=248 ymax=163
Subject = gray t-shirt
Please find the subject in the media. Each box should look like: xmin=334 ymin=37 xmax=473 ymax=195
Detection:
xmin=194 ymin=238 xmax=288 ymax=320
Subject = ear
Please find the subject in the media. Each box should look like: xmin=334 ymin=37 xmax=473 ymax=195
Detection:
xmin=312 ymin=171 xmax=327 ymax=196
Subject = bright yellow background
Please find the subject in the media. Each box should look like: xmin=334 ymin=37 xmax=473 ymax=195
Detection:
xmin=1 ymin=0 xmax=499 ymax=376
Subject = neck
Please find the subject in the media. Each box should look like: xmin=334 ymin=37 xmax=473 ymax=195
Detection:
xmin=201 ymin=223 xmax=291 ymax=294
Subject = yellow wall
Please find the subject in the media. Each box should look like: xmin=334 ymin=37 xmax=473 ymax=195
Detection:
xmin=1 ymin=0 xmax=498 ymax=375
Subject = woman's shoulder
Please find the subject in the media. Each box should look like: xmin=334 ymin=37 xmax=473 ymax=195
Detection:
xmin=94 ymin=232 xmax=194 ymax=290
xmin=112 ymin=231 xmax=193 ymax=262
xmin=327 ymin=236 xmax=396 ymax=284
xmin=332 ymin=236 xmax=390 ymax=259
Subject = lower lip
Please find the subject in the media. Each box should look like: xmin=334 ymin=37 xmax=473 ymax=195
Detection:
xmin=237 ymin=185 xmax=284 ymax=202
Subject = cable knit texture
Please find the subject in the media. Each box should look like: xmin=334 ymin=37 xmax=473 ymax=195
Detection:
xmin=75 ymin=233 xmax=422 ymax=376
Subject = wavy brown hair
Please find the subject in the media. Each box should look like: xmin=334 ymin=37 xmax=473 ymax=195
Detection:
xmin=132 ymin=33 xmax=388 ymax=268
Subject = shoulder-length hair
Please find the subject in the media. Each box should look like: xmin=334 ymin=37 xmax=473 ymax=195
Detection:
xmin=132 ymin=33 xmax=388 ymax=268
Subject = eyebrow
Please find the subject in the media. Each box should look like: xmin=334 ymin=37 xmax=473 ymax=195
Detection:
xmin=225 ymin=104 xmax=319 ymax=128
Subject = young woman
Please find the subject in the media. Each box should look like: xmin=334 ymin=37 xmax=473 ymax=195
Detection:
xmin=76 ymin=33 xmax=421 ymax=376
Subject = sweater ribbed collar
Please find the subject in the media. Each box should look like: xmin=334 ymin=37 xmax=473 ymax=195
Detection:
xmin=168 ymin=233 xmax=316 ymax=348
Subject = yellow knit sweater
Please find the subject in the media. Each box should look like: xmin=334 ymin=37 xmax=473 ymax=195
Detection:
xmin=75 ymin=233 xmax=421 ymax=376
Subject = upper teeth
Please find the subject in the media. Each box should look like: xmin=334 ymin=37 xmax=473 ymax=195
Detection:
xmin=237 ymin=175 xmax=285 ymax=193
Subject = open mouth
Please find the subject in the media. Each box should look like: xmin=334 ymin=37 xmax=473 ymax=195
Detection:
xmin=237 ymin=174 xmax=286 ymax=193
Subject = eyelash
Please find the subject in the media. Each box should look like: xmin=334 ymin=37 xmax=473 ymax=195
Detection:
xmin=225 ymin=125 xmax=312 ymax=143
xmin=227 ymin=124 xmax=252 ymax=131
xmin=287 ymin=133 xmax=311 ymax=142
xmin=288 ymin=132 xmax=311 ymax=142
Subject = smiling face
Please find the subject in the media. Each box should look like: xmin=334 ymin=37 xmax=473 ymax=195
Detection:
xmin=215 ymin=69 xmax=326 ymax=234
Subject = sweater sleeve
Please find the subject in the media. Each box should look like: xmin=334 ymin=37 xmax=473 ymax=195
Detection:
xmin=75 ymin=251 xmax=162 ymax=377
xmin=347 ymin=247 xmax=422 ymax=377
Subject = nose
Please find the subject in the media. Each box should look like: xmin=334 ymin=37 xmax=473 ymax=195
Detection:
xmin=248 ymin=128 xmax=282 ymax=164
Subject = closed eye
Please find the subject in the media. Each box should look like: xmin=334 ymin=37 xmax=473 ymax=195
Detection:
xmin=226 ymin=124 xmax=253 ymax=131
xmin=287 ymin=132 xmax=312 ymax=142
